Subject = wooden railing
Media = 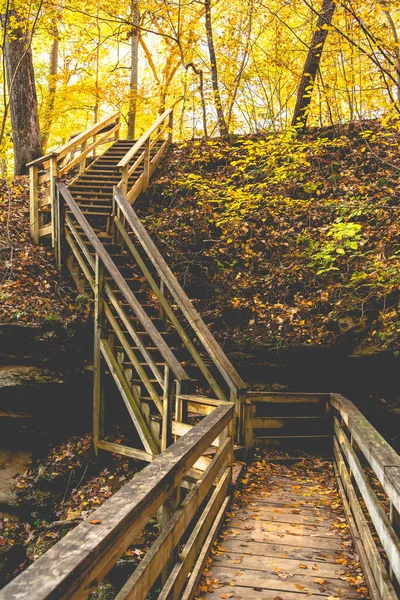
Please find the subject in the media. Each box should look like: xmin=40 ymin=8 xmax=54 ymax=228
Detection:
xmin=331 ymin=393 xmax=400 ymax=600
xmin=0 ymin=403 xmax=234 ymax=600
xmin=56 ymin=182 xmax=190 ymax=458
xmin=112 ymin=187 xmax=247 ymax=440
xmin=116 ymin=108 xmax=173 ymax=203
xmin=243 ymin=391 xmax=400 ymax=599
xmin=28 ymin=112 xmax=121 ymax=243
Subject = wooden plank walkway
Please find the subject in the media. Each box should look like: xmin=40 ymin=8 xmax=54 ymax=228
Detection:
xmin=198 ymin=457 xmax=369 ymax=600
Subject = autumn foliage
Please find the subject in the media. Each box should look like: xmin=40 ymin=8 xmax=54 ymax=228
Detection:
xmin=142 ymin=121 xmax=400 ymax=354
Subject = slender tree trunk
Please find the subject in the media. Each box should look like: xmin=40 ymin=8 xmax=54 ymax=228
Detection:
xmin=291 ymin=0 xmax=336 ymax=130
xmin=128 ymin=0 xmax=139 ymax=139
xmin=204 ymin=0 xmax=228 ymax=138
xmin=94 ymin=10 xmax=101 ymax=124
xmin=378 ymin=1 xmax=400 ymax=103
xmin=41 ymin=26 xmax=59 ymax=150
xmin=2 ymin=8 xmax=42 ymax=174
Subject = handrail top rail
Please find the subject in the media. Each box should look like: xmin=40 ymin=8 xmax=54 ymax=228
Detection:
xmin=113 ymin=187 xmax=246 ymax=393
xmin=57 ymin=182 xmax=189 ymax=382
xmin=0 ymin=403 xmax=234 ymax=600
xmin=330 ymin=392 xmax=400 ymax=509
xmin=27 ymin=112 xmax=121 ymax=168
xmin=117 ymin=108 xmax=173 ymax=169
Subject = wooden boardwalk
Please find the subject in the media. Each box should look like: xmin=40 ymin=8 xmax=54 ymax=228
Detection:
xmin=201 ymin=458 xmax=367 ymax=600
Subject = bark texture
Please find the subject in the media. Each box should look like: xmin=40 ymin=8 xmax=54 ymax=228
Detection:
xmin=128 ymin=1 xmax=140 ymax=139
xmin=41 ymin=27 xmax=59 ymax=150
xmin=291 ymin=0 xmax=336 ymax=130
xmin=3 ymin=9 xmax=42 ymax=174
xmin=204 ymin=0 xmax=228 ymax=138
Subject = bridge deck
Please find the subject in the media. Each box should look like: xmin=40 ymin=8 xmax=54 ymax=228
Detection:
xmin=201 ymin=457 xmax=367 ymax=600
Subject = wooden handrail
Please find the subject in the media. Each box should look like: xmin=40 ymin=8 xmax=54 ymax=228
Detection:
xmin=331 ymin=393 xmax=400 ymax=597
xmin=57 ymin=182 xmax=189 ymax=382
xmin=331 ymin=393 xmax=400 ymax=511
xmin=117 ymin=108 xmax=173 ymax=169
xmin=113 ymin=187 xmax=246 ymax=395
xmin=0 ymin=403 xmax=234 ymax=600
xmin=27 ymin=112 xmax=120 ymax=168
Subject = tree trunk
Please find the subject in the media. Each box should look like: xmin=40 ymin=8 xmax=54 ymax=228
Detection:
xmin=204 ymin=0 xmax=228 ymax=138
xmin=41 ymin=27 xmax=59 ymax=150
xmin=378 ymin=1 xmax=400 ymax=103
xmin=2 ymin=9 xmax=42 ymax=174
xmin=128 ymin=1 xmax=140 ymax=139
xmin=291 ymin=0 xmax=336 ymax=130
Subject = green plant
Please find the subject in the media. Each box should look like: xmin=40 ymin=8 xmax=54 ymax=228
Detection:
xmin=310 ymin=222 xmax=363 ymax=274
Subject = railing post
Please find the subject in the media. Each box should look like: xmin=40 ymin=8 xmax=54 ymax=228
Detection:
xmin=54 ymin=186 xmax=65 ymax=272
xmin=143 ymin=137 xmax=151 ymax=192
xmin=115 ymin=115 xmax=121 ymax=140
xmin=121 ymin=164 xmax=129 ymax=195
xmin=29 ymin=165 xmax=39 ymax=243
xmin=49 ymin=155 xmax=58 ymax=248
xmin=93 ymin=254 xmax=105 ymax=454
xmin=161 ymin=366 xmax=174 ymax=451
xmin=168 ymin=110 xmax=173 ymax=143
xmin=79 ymin=141 xmax=87 ymax=174
xmin=230 ymin=388 xmax=246 ymax=445
xmin=390 ymin=502 xmax=400 ymax=584
xmin=244 ymin=399 xmax=254 ymax=462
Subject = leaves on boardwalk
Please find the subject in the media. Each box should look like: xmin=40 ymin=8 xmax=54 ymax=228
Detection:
xmin=196 ymin=450 xmax=370 ymax=599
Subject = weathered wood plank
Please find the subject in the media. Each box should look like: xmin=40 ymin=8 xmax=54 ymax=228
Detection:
xmin=181 ymin=495 xmax=231 ymax=600
xmin=117 ymin=108 xmax=172 ymax=168
xmin=100 ymin=339 xmax=159 ymax=455
xmin=213 ymin=552 xmax=347 ymax=579
xmin=202 ymin=587 xmax=327 ymax=600
xmin=335 ymin=418 xmax=400 ymax=584
xmin=330 ymin=393 xmax=400 ymax=515
xmin=225 ymin=518 xmax=337 ymax=537
xmin=0 ymin=404 xmax=234 ymax=600
xmin=113 ymin=217 xmax=227 ymax=402
xmin=116 ymin=439 xmax=232 ymax=600
xmin=96 ymin=441 xmax=154 ymax=463
xmin=231 ymin=506 xmax=335 ymax=526
xmin=58 ymin=183 xmax=189 ymax=382
xmin=113 ymin=187 xmax=246 ymax=394
xmin=247 ymin=392 xmax=328 ymax=404
xmin=221 ymin=528 xmax=343 ymax=551
xmin=218 ymin=538 xmax=340 ymax=563
xmin=333 ymin=436 xmax=397 ymax=599
xmin=333 ymin=463 xmax=382 ymax=600
xmin=104 ymin=303 xmax=163 ymax=413
xmin=207 ymin=565 xmax=361 ymax=598
xmin=159 ymin=470 xmax=231 ymax=600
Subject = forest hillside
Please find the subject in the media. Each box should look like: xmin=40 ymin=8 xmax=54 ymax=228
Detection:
xmin=140 ymin=122 xmax=400 ymax=357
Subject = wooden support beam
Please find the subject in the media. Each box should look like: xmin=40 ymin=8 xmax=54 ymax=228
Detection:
xmin=93 ymin=255 xmax=105 ymax=453
xmin=29 ymin=165 xmax=39 ymax=243
xmin=0 ymin=404 xmax=233 ymax=600
xmin=100 ymin=338 xmax=159 ymax=455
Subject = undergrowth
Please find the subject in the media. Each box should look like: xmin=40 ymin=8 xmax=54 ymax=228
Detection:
xmin=141 ymin=120 xmax=400 ymax=354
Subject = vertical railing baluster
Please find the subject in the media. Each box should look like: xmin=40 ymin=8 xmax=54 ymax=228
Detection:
xmin=161 ymin=365 xmax=174 ymax=451
xmin=29 ymin=164 xmax=39 ymax=243
xmin=93 ymin=255 xmax=105 ymax=454
xmin=168 ymin=110 xmax=174 ymax=143
xmin=143 ymin=137 xmax=151 ymax=192
xmin=49 ymin=155 xmax=58 ymax=248
xmin=79 ymin=141 xmax=87 ymax=174
xmin=54 ymin=186 xmax=65 ymax=272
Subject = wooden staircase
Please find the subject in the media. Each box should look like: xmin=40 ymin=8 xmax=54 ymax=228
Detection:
xmin=28 ymin=109 xmax=247 ymax=464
